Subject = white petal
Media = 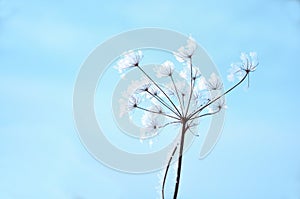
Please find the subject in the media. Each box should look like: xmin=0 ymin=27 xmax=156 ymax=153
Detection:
xmin=197 ymin=76 xmax=207 ymax=90
xmin=227 ymin=73 xmax=235 ymax=82
xmin=179 ymin=70 xmax=187 ymax=79
xmin=149 ymin=139 xmax=153 ymax=148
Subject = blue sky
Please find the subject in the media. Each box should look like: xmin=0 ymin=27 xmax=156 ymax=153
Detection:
xmin=1 ymin=0 xmax=300 ymax=198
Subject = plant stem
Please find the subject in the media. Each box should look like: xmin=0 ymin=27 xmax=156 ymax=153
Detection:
xmin=136 ymin=106 xmax=179 ymax=120
xmin=173 ymin=121 xmax=187 ymax=199
xmin=146 ymin=90 xmax=179 ymax=117
xmin=162 ymin=145 xmax=178 ymax=199
xmin=137 ymin=66 xmax=182 ymax=117
xmin=185 ymin=80 xmax=196 ymax=117
xmin=170 ymin=75 xmax=184 ymax=116
xmin=159 ymin=121 xmax=181 ymax=129
xmin=185 ymin=57 xmax=195 ymax=117
xmin=187 ymin=73 xmax=248 ymax=120
xmin=190 ymin=109 xmax=221 ymax=121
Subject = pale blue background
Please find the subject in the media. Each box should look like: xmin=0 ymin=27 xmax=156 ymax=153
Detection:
xmin=1 ymin=0 xmax=300 ymax=198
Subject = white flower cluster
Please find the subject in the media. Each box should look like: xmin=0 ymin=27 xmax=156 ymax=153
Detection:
xmin=174 ymin=36 xmax=197 ymax=63
xmin=227 ymin=52 xmax=258 ymax=82
xmin=114 ymin=37 xmax=258 ymax=199
xmin=115 ymin=38 xmax=257 ymax=147
xmin=114 ymin=50 xmax=143 ymax=73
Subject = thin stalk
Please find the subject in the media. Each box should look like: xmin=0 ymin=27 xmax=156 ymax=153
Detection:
xmin=190 ymin=109 xmax=221 ymax=120
xmin=146 ymin=90 xmax=179 ymax=117
xmin=162 ymin=145 xmax=178 ymax=199
xmin=159 ymin=121 xmax=181 ymax=129
xmin=173 ymin=121 xmax=187 ymax=199
xmin=170 ymin=75 xmax=184 ymax=115
xmin=247 ymin=74 xmax=250 ymax=88
xmin=185 ymin=80 xmax=196 ymax=117
xmin=137 ymin=66 xmax=182 ymax=117
xmin=188 ymin=98 xmax=210 ymax=118
xmin=136 ymin=106 xmax=179 ymax=120
xmin=184 ymin=57 xmax=195 ymax=117
xmin=187 ymin=73 xmax=248 ymax=120
xmin=187 ymin=128 xmax=199 ymax=137
xmin=181 ymin=94 xmax=185 ymax=109
xmin=183 ymin=121 xmax=200 ymax=136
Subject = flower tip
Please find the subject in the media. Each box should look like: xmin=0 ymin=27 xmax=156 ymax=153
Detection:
xmin=227 ymin=74 xmax=234 ymax=82
xmin=149 ymin=139 xmax=153 ymax=148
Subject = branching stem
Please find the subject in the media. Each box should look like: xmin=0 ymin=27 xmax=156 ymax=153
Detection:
xmin=173 ymin=121 xmax=187 ymax=199
xmin=170 ymin=75 xmax=184 ymax=116
xmin=190 ymin=109 xmax=221 ymax=120
xmin=136 ymin=106 xmax=179 ymax=120
xmin=146 ymin=90 xmax=179 ymax=117
xmin=187 ymin=73 xmax=248 ymax=120
xmin=185 ymin=57 xmax=195 ymax=117
xmin=137 ymin=66 xmax=182 ymax=117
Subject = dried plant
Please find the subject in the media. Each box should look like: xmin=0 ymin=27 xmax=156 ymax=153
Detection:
xmin=115 ymin=37 xmax=258 ymax=199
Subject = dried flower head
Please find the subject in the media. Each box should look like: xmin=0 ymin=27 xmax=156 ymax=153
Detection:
xmin=141 ymin=110 xmax=163 ymax=137
xmin=209 ymin=97 xmax=227 ymax=113
xmin=227 ymin=52 xmax=258 ymax=87
xmin=228 ymin=52 xmax=258 ymax=82
xmin=135 ymin=83 xmax=152 ymax=94
xmin=155 ymin=61 xmax=175 ymax=78
xmin=114 ymin=38 xmax=258 ymax=199
xmin=206 ymin=73 xmax=223 ymax=90
xmin=115 ymin=50 xmax=143 ymax=73
xmin=127 ymin=95 xmax=140 ymax=111
xmin=240 ymin=52 xmax=258 ymax=73
xmin=174 ymin=36 xmax=197 ymax=62
xmin=179 ymin=65 xmax=201 ymax=81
